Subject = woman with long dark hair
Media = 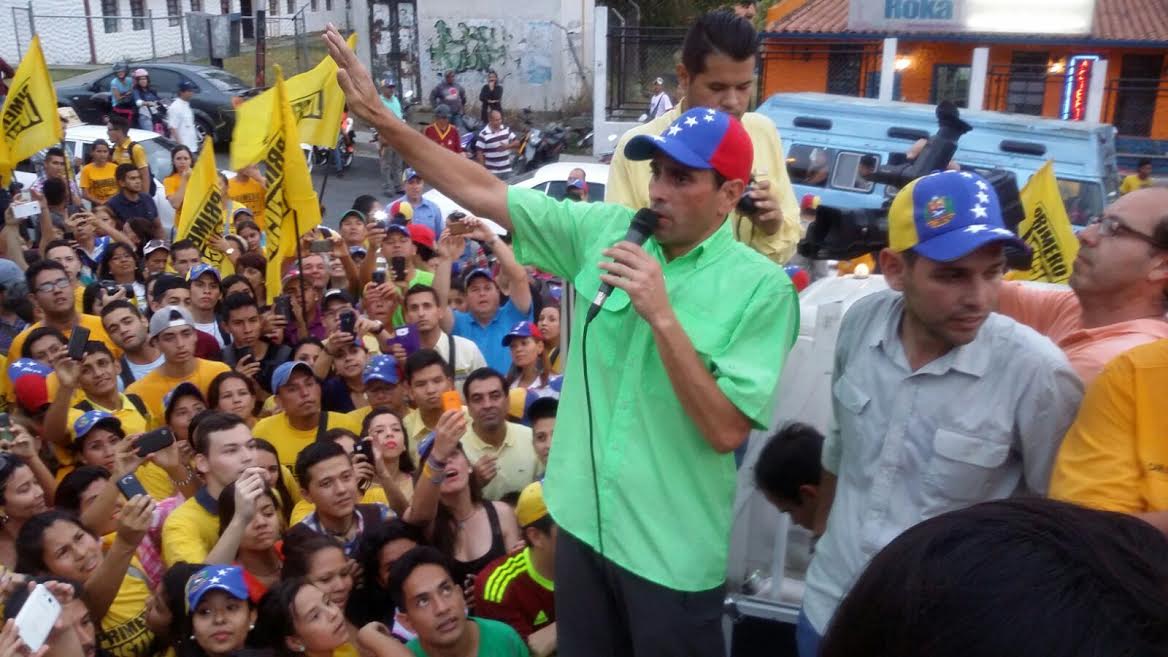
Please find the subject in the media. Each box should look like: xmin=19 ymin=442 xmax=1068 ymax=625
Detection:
xmin=254 ymin=577 xmax=354 ymax=657
xmin=97 ymin=241 xmax=146 ymax=311
xmin=217 ymin=483 xmax=285 ymax=602
xmin=165 ymin=145 xmax=194 ymax=214
xmin=361 ymin=408 xmax=415 ymax=504
xmin=251 ymin=438 xmax=297 ymax=524
xmin=185 ymin=564 xmax=258 ymax=657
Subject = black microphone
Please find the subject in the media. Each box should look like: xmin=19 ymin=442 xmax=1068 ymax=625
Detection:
xmin=585 ymin=208 xmax=660 ymax=323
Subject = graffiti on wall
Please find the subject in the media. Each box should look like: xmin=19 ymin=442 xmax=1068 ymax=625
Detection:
xmin=427 ymin=19 xmax=512 ymax=75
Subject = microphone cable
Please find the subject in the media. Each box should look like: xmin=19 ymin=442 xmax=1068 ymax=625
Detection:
xmin=581 ymin=314 xmax=603 ymax=556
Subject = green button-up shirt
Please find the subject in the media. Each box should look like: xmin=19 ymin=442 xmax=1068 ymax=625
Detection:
xmin=508 ymin=187 xmax=799 ymax=591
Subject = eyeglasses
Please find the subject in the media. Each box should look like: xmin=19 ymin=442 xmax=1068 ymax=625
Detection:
xmin=34 ymin=278 xmax=71 ymax=293
xmin=1091 ymin=215 xmax=1168 ymax=249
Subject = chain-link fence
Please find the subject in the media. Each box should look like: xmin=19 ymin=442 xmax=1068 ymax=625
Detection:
xmin=606 ymin=25 xmax=687 ymax=120
xmin=5 ymin=2 xmax=338 ymax=85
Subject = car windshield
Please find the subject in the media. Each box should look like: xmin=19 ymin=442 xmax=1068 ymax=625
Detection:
xmin=200 ymin=69 xmax=249 ymax=91
xmin=136 ymin=136 xmax=180 ymax=178
xmin=1057 ymin=178 xmax=1104 ymax=226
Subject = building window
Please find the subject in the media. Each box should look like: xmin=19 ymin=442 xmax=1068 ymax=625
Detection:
xmin=830 ymin=152 xmax=879 ymax=193
xmin=932 ymin=64 xmax=971 ymax=107
xmin=191 ymin=0 xmax=203 ymax=11
xmin=311 ymin=0 xmax=319 ymax=11
xmin=269 ymin=0 xmax=279 ymax=14
xmin=1006 ymin=51 xmax=1048 ymax=115
xmin=827 ymin=45 xmax=862 ymax=96
xmin=326 ymin=0 xmax=333 ymax=9
xmin=102 ymin=0 xmax=119 ymax=33
xmin=166 ymin=0 xmax=181 ymax=26
xmin=1114 ymin=54 xmax=1163 ymax=137
xmin=287 ymin=0 xmax=295 ymax=13
xmin=129 ymin=0 xmax=146 ymax=30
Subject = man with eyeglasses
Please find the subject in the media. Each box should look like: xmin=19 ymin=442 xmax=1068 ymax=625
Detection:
xmin=997 ymin=187 xmax=1168 ymax=384
xmin=4 ymin=261 xmax=119 ymax=405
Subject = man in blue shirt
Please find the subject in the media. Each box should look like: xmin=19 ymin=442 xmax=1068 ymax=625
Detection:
xmin=435 ymin=219 xmax=532 ymax=373
xmin=395 ymin=168 xmax=445 ymax=236
xmin=379 ymin=76 xmax=405 ymax=195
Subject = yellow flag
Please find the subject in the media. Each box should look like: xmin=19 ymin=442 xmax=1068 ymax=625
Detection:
xmin=0 ymin=36 xmax=64 ymax=185
xmin=174 ymin=136 xmax=231 ymax=270
xmin=230 ymin=33 xmax=357 ymax=170
xmin=262 ymin=67 xmax=322 ymax=302
xmin=1005 ymin=161 xmax=1080 ymax=284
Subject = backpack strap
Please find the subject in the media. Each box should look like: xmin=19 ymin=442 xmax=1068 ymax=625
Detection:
xmin=126 ymin=393 xmax=149 ymax=419
xmin=73 ymin=400 xmax=95 ymax=413
xmin=318 ymin=410 xmax=329 ymax=438
xmin=447 ymin=331 xmax=457 ymax=375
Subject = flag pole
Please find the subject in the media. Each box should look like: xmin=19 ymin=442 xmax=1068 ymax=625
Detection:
xmin=292 ymin=207 xmax=309 ymax=328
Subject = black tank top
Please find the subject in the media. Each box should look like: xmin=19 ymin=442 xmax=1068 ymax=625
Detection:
xmin=451 ymin=502 xmax=506 ymax=585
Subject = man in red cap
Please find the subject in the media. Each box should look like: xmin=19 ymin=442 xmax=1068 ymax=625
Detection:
xmin=325 ymin=28 xmax=798 ymax=657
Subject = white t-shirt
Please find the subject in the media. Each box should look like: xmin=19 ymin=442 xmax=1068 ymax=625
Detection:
xmin=433 ymin=332 xmax=488 ymax=390
xmin=123 ymin=353 xmax=165 ymax=384
xmin=167 ymin=97 xmax=199 ymax=150
xmin=649 ymin=92 xmax=674 ymax=118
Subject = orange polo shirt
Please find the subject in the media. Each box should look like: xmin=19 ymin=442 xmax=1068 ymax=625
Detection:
xmin=1051 ymin=339 xmax=1168 ymax=513
xmin=996 ymin=282 xmax=1168 ymax=384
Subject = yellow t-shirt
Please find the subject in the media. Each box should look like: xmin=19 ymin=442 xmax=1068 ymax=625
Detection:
xmin=161 ymin=494 xmax=219 ymax=566
xmin=163 ymin=173 xmax=181 ymax=199
xmin=111 ymin=138 xmax=149 ymax=170
xmin=80 ymin=162 xmax=120 ymax=203
xmin=1120 ymin=173 xmax=1153 ymax=195
xmin=227 ymin=177 xmax=266 ymax=230
xmin=290 ymin=485 xmax=392 ymax=525
xmin=59 ymin=394 xmax=175 ymax=498
xmin=4 ymin=315 xmax=120 ymax=404
xmin=126 ymin=359 xmax=231 ymax=425
xmin=606 ymin=104 xmax=802 ymax=264
xmin=1050 ymin=339 xmax=1168 ymax=513
xmin=252 ymin=411 xmax=361 ymax=467
xmin=98 ymin=559 xmax=155 ymax=657
xmin=403 ymin=407 xmax=471 ymax=466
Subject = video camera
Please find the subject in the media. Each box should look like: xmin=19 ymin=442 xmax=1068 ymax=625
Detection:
xmin=797 ymin=102 xmax=1029 ymax=268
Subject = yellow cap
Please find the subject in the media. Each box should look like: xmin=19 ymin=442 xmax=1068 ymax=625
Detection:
xmin=515 ymin=481 xmax=548 ymax=527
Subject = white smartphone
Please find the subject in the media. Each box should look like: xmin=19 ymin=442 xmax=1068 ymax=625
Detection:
xmin=13 ymin=583 xmax=61 ymax=651
xmin=11 ymin=203 xmax=39 ymax=220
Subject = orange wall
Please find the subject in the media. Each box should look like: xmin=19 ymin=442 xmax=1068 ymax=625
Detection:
xmin=761 ymin=37 xmax=1168 ymax=139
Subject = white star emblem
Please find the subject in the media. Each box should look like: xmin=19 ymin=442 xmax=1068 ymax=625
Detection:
xmin=667 ymin=125 xmax=682 ymax=136
xmin=976 ymin=180 xmax=990 ymax=191
xmin=210 ymin=576 xmax=221 ymax=584
xmin=218 ymin=569 xmax=228 ymax=576
xmin=976 ymin=191 xmax=990 ymax=204
xmin=706 ymin=108 xmax=716 ymax=114
xmin=651 ymin=135 xmax=665 ymax=142
xmin=684 ymin=116 xmax=698 ymax=127
xmin=959 ymin=171 xmax=974 ymax=179
xmin=703 ymin=114 xmax=715 ymax=122
xmin=971 ymin=205 xmax=988 ymax=219
xmin=964 ymin=225 xmax=989 ymax=234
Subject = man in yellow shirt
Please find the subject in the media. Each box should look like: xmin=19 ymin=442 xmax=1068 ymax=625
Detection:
xmin=1051 ymin=339 xmax=1168 ymax=534
xmin=5 ymin=261 xmax=119 ymax=403
xmin=126 ymin=305 xmax=231 ymax=422
xmin=107 ymin=116 xmax=151 ymax=186
xmin=1120 ymin=159 xmax=1155 ymax=195
xmin=252 ymin=361 xmax=359 ymax=466
xmin=227 ymin=165 xmax=267 ymax=230
xmin=162 ymin=411 xmax=263 ymax=565
xmin=342 ymin=354 xmax=408 ymax=430
xmin=606 ymin=11 xmax=801 ymax=264
xmin=461 ymin=369 xmax=542 ymax=501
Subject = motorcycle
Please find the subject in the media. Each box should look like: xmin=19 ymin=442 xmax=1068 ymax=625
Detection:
xmin=313 ymin=114 xmax=356 ymax=174
xmin=515 ymin=121 xmax=567 ymax=174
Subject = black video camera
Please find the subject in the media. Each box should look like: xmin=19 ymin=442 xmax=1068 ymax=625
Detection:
xmin=797 ymin=102 xmax=1030 ymax=269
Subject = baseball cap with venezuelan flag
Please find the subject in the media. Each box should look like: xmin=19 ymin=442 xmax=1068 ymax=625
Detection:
xmin=888 ymin=170 xmax=1028 ymax=262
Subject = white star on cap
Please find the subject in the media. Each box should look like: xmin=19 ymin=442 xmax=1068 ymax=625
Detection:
xmin=684 ymin=116 xmax=698 ymax=127
xmin=651 ymin=135 xmax=665 ymax=142
xmin=976 ymin=180 xmax=990 ymax=191
xmin=964 ymin=225 xmax=989 ymax=234
xmin=971 ymin=205 xmax=989 ymax=219
xmin=706 ymin=108 xmax=716 ymax=114
xmin=976 ymin=191 xmax=990 ymax=204
xmin=959 ymin=171 xmax=974 ymax=179
xmin=210 ymin=576 xmax=221 ymax=584
xmin=703 ymin=114 xmax=715 ymax=122
xmin=667 ymin=125 xmax=682 ymax=136
xmin=218 ymin=569 xmax=229 ymax=576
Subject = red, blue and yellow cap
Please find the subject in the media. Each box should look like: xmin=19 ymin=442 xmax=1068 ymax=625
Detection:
xmin=625 ymin=108 xmax=753 ymax=185
xmin=889 ymin=170 xmax=1028 ymax=262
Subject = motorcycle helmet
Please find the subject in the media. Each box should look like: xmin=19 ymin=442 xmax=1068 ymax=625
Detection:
xmin=132 ymin=68 xmax=149 ymax=79
xmin=113 ymin=61 xmax=129 ymax=75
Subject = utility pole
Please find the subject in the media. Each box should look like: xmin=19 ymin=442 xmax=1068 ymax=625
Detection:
xmin=255 ymin=9 xmax=266 ymax=87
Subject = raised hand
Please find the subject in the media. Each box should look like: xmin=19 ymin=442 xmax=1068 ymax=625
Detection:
xmin=115 ymin=494 xmax=155 ymax=547
xmin=322 ymin=26 xmax=385 ymax=128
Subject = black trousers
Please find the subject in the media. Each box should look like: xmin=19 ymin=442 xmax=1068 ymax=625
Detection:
xmin=555 ymin=529 xmax=726 ymax=657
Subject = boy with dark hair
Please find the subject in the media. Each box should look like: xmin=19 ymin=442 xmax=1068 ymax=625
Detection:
xmin=474 ymin=481 xmax=557 ymax=656
xmin=101 ymin=300 xmax=164 ymax=385
xmin=404 ymin=284 xmax=486 ymax=390
xmin=222 ymin=292 xmax=292 ymax=394
xmin=105 ymin=163 xmax=160 ymax=230
xmin=287 ymin=440 xmax=390 ymax=556
xmin=401 ymin=349 xmax=467 ymax=464
xmin=125 ymin=305 xmax=231 ymax=421
xmin=389 ymin=546 xmax=528 ymax=657
xmin=754 ymin=422 xmax=824 ymax=531
xmin=169 ymin=239 xmax=202 ymax=279
xmin=526 ymin=397 xmax=557 ymax=467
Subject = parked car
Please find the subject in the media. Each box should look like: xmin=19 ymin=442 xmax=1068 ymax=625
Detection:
xmin=55 ymin=63 xmax=254 ymax=145
xmin=422 ymin=161 xmax=609 ymax=233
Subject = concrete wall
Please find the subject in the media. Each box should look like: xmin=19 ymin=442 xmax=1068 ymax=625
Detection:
xmin=414 ymin=0 xmax=592 ymax=114
xmin=0 ymin=0 xmax=347 ymax=66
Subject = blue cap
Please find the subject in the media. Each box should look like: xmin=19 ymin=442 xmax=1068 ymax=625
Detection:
xmin=188 ymin=263 xmax=220 ymax=283
xmin=73 ymin=410 xmax=121 ymax=441
xmin=502 ymin=320 xmax=542 ymax=346
xmin=402 ymin=167 xmax=421 ymax=182
xmin=349 ymin=245 xmax=368 ymax=258
xmin=386 ymin=223 xmax=410 ymax=239
xmin=566 ymin=177 xmax=585 ymax=190
xmin=888 ymin=170 xmax=1029 ymax=262
xmin=7 ymin=358 xmax=51 ymax=382
xmin=381 ymin=76 xmax=397 ymax=87
xmin=186 ymin=565 xmax=249 ymax=612
xmin=624 ymin=108 xmax=753 ymax=185
xmin=271 ymin=360 xmax=315 ymax=393
xmin=463 ymin=267 xmax=494 ymax=285
xmin=178 ymin=81 xmax=197 ymax=92
xmin=362 ymin=354 xmax=400 ymax=386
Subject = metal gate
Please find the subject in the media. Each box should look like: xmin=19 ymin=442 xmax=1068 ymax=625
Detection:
xmin=367 ymin=0 xmax=422 ymax=110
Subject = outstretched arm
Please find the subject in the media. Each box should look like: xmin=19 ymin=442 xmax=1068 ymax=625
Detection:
xmin=322 ymin=26 xmax=512 ymax=231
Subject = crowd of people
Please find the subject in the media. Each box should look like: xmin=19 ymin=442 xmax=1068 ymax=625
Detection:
xmin=0 ymin=3 xmax=1167 ymax=657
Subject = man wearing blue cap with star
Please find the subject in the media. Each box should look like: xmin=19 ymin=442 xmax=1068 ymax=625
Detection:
xmin=343 ymin=353 xmax=407 ymax=428
xmin=325 ymin=28 xmax=797 ymax=656
xmin=796 ymin=169 xmax=1085 ymax=657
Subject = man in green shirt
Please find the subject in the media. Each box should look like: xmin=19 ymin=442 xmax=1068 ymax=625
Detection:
xmin=325 ymin=27 xmax=798 ymax=657
xmin=379 ymin=76 xmax=405 ymax=195
xmin=390 ymin=546 xmax=528 ymax=657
